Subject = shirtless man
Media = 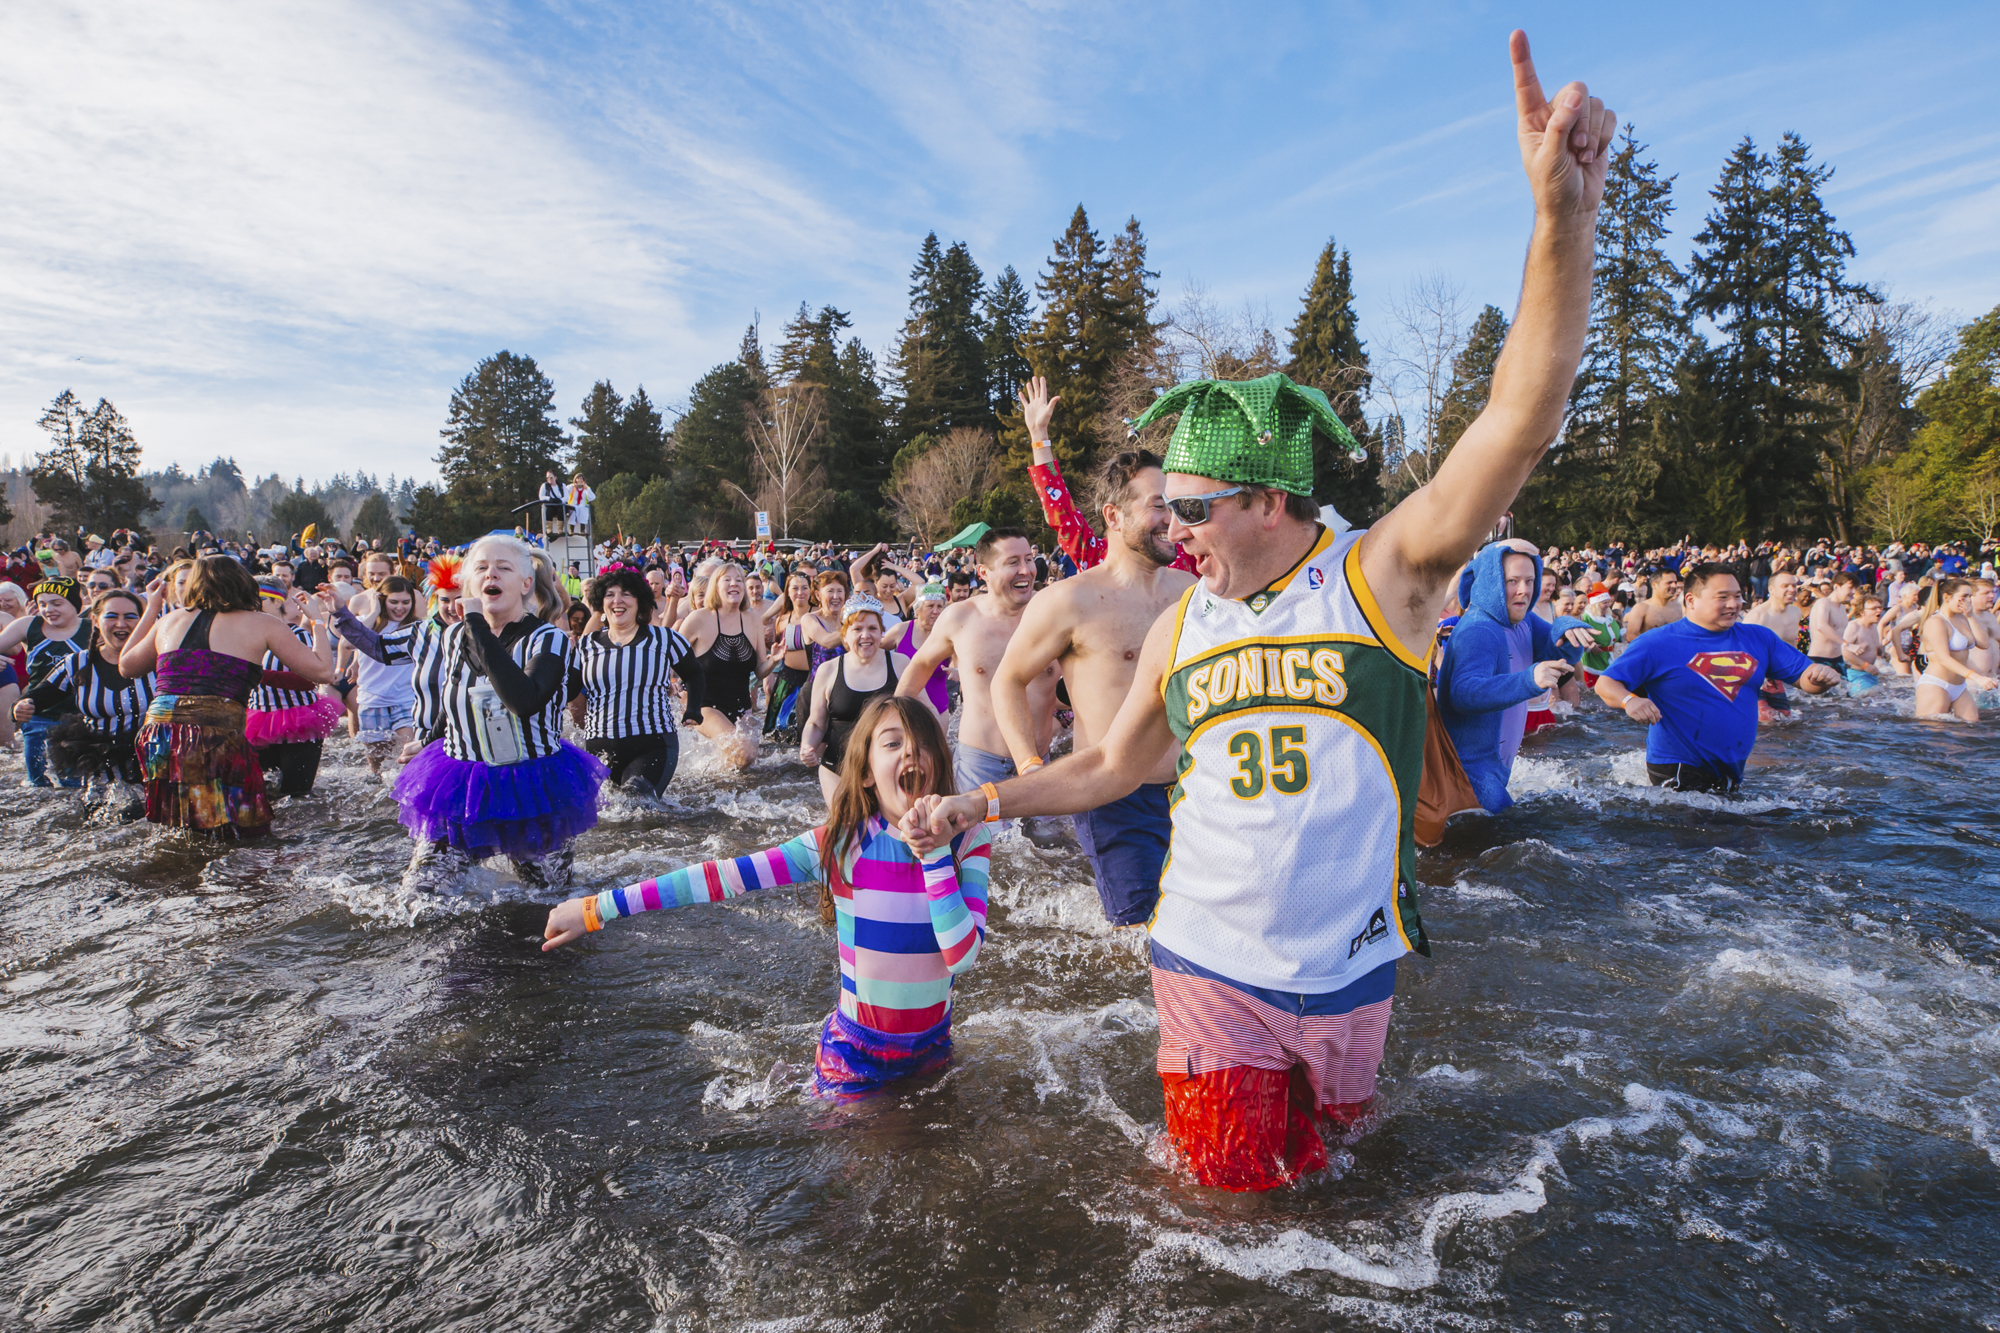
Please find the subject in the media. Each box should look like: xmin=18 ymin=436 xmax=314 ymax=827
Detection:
xmin=896 ymin=526 xmax=1061 ymax=800
xmin=1623 ymin=568 xmax=1682 ymax=642
xmin=993 ymin=382 xmax=1194 ymax=924
xmin=1842 ymin=594 xmax=1885 ymax=695
xmin=1743 ymin=572 xmax=1802 ymax=722
xmin=1806 ymin=571 xmax=1857 ymax=673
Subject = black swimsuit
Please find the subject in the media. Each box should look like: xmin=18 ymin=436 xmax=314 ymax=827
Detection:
xmin=699 ymin=613 xmax=759 ymax=722
xmin=821 ymin=653 xmax=899 ymax=773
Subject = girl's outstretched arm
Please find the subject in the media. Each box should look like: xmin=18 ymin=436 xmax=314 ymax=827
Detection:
xmin=923 ymin=826 xmax=991 ymax=975
xmin=543 ymin=829 xmax=824 ymax=949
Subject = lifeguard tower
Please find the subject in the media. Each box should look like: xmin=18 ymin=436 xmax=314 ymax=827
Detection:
xmin=513 ymin=492 xmax=598 ymax=577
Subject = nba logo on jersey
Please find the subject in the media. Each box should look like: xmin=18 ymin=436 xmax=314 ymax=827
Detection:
xmin=1307 ymin=568 xmax=1324 ymax=590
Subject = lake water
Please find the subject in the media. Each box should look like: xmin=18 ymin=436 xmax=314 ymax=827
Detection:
xmin=3 ymin=678 xmax=1997 ymax=1330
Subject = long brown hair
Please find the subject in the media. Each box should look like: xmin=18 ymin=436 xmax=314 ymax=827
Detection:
xmin=372 ymin=575 xmax=417 ymax=630
xmin=182 ymin=554 xmax=261 ymax=613
xmin=815 ymin=695 xmax=956 ymax=925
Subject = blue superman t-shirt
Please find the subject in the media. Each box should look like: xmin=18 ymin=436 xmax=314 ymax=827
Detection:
xmin=1602 ymin=619 xmax=1812 ymax=781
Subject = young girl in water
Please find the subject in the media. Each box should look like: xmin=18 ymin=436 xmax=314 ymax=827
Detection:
xmin=542 ymin=694 xmax=989 ymax=1100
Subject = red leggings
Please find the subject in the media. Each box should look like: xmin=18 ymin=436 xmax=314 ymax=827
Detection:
xmin=1161 ymin=1064 xmax=1371 ymax=1192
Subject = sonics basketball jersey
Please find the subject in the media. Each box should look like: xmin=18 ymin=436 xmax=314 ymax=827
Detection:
xmin=1154 ymin=525 xmax=1431 ymax=993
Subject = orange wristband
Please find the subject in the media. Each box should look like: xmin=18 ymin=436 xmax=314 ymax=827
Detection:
xmin=581 ymin=895 xmax=602 ymax=933
xmin=980 ymin=781 xmax=1001 ymax=823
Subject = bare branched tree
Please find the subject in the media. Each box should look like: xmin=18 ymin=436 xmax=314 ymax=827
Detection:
xmin=1374 ymin=271 xmax=1469 ymax=492
xmin=1962 ymin=464 xmax=2000 ymax=545
xmin=887 ymin=426 xmax=999 ymax=545
xmin=1816 ymin=295 xmax=1958 ymax=541
xmin=728 ymin=384 xmax=826 ymax=540
xmin=1863 ymin=468 xmax=1930 ymax=544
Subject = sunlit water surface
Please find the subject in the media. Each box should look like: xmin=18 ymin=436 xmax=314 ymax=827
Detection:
xmin=2 ymin=679 xmax=1998 ymax=1330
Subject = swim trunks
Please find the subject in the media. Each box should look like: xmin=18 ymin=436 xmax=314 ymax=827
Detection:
xmin=1151 ymin=942 xmax=1395 ymax=1191
xmin=1523 ymin=707 xmax=1556 ymax=734
xmin=1809 ymin=654 xmax=1844 ymax=675
xmin=1843 ymin=667 xmax=1879 ymax=696
xmin=1758 ymin=679 xmax=1791 ymax=713
xmin=952 ymin=741 xmax=1018 ymax=797
xmin=1646 ymin=761 xmax=1737 ymax=794
xmin=1070 ymin=782 xmax=1171 ymax=925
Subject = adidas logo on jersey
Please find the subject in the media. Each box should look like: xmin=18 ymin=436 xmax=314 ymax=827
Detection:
xmin=1349 ymin=906 xmax=1390 ymax=958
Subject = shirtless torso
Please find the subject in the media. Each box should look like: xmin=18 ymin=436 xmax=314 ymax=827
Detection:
xmin=1623 ymin=579 xmax=1683 ymax=641
xmin=1969 ymin=583 xmax=2000 ymax=678
xmin=896 ymin=536 xmax=1060 ymax=772
xmin=1743 ymin=573 xmax=1800 ymax=641
xmin=1806 ymin=583 xmax=1852 ymax=661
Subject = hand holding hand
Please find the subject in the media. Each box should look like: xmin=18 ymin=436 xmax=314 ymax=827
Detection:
xmin=1018 ymin=376 xmax=1060 ymax=443
xmin=542 ymin=898 xmax=590 ymax=951
xmin=1510 ymin=30 xmax=1614 ymax=223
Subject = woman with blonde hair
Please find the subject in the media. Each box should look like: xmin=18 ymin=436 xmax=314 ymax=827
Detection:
xmin=679 ymin=562 xmax=769 ymax=768
xmin=394 ymin=534 xmax=603 ymax=891
xmin=1914 ymin=577 xmax=1996 ymax=721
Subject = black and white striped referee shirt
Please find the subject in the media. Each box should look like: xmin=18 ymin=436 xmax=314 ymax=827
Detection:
xmin=251 ymin=625 xmax=318 ymax=713
xmin=573 ymin=624 xmax=691 ymax=739
xmin=437 ymin=618 xmax=573 ymax=763
xmin=40 ymin=653 xmax=155 ymax=734
xmin=410 ymin=613 xmax=449 ymax=737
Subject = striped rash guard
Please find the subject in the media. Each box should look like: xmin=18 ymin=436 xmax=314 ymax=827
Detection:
xmin=595 ymin=816 xmax=991 ymax=1035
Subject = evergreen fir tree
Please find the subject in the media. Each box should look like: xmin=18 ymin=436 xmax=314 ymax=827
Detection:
xmin=673 ymin=358 xmax=764 ymax=536
xmin=982 ymin=266 xmax=1034 ymax=419
xmin=775 ymin=304 xmax=893 ymax=540
xmin=433 ymin=350 xmax=568 ymax=535
xmin=1285 ymin=237 xmax=1385 ymax=521
xmin=893 ymin=235 xmax=990 ymax=445
xmin=1437 ymin=306 xmax=1512 ymax=457
xmin=30 ymin=392 xmax=157 ymax=535
xmin=1682 ymin=134 xmax=1867 ymax=537
xmin=569 ymin=381 xmax=625 ymax=481
xmin=1524 ymin=127 xmax=1688 ymax=544
xmin=611 ymin=385 xmax=669 ymax=482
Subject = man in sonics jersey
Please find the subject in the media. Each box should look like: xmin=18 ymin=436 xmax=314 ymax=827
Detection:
xmin=907 ymin=29 xmax=1614 ymax=1191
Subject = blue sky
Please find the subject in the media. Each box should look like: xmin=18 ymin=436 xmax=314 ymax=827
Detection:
xmin=1 ymin=1 xmax=1995 ymax=484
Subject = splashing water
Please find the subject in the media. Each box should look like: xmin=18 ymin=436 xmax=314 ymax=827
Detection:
xmin=1 ymin=690 xmax=1997 ymax=1330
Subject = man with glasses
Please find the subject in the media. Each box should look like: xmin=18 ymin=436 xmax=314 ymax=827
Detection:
xmin=906 ymin=32 xmax=1616 ymax=1191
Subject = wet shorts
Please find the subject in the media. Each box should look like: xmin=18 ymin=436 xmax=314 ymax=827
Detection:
xmin=952 ymin=740 xmax=1018 ymax=794
xmin=1758 ymin=678 xmax=1791 ymax=712
xmin=1071 ymin=782 xmax=1171 ymax=926
xmin=1523 ymin=707 xmax=1556 ymax=735
xmin=1809 ymin=655 xmax=1844 ymax=675
xmin=1844 ymin=667 xmax=1879 ymax=696
xmin=357 ymin=702 xmax=415 ymax=743
xmin=1646 ymin=761 xmax=1738 ymax=794
xmin=1150 ymin=941 xmax=1395 ymax=1191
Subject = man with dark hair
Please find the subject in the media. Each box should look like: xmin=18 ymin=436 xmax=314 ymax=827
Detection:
xmin=993 ymin=380 xmax=1196 ymax=923
xmin=897 ymin=525 xmax=1061 ymax=800
xmin=945 ymin=571 xmax=972 ymax=603
xmin=1623 ymin=566 xmax=1683 ymax=641
xmin=1595 ymin=563 xmax=1839 ymax=792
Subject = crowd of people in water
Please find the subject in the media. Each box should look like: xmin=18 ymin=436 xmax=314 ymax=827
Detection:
xmin=1 ymin=37 xmax=1990 ymax=1194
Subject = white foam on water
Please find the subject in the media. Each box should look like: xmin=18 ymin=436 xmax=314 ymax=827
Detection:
xmin=1417 ymin=1064 xmax=1485 ymax=1084
xmin=1119 ymin=1081 xmax=1771 ymax=1296
xmin=956 ymin=998 xmax=1158 ymax=1101
xmin=318 ymin=870 xmax=519 ymax=927
xmin=1441 ymin=879 xmax=1525 ymax=906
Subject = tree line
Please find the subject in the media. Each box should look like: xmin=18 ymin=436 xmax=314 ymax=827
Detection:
xmin=16 ymin=121 xmax=1995 ymax=552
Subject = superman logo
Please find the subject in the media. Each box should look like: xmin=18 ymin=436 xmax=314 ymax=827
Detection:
xmin=1686 ymin=651 xmax=1759 ymax=700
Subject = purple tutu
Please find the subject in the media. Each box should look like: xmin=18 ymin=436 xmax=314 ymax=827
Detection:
xmin=394 ymin=740 xmax=607 ymax=862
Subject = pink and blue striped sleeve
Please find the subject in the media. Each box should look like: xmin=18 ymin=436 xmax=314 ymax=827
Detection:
xmin=596 ymin=830 xmax=823 ymax=922
xmin=923 ymin=826 xmax=991 ymax=975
